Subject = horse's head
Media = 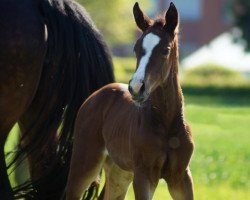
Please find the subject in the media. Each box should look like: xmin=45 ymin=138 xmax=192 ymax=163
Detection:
xmin=129 ymin=2 xmax=179 ymax=103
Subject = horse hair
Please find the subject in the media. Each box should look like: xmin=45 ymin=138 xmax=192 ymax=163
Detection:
xmin=10 ymin=0 xmax=114 ymax=199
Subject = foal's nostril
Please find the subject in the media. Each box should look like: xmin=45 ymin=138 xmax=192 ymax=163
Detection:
xmin=128 ymin=79 xmax=145 ymax=98
xmin=128 ymin=84 xmax=133 ymax=95
xmin=139 ymin=81 xmax=145 ymax=95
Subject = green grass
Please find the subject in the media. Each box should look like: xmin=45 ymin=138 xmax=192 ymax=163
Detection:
xmin=183 ymin=99 xmax=250 ymax=199
xmin=5 ymin=57 xmax=250 ymax=199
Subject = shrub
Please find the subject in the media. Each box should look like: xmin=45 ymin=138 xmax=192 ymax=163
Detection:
xmin=113 ymin=57 xmax=136 ymax=83
xmin=182 ymin=64 xmax=249 ymax=87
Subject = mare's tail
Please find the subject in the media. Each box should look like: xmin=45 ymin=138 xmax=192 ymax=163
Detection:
xmin=12 ymin=0 xmax=114 ymax=199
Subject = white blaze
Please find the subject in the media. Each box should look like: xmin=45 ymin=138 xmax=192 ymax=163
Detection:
xmin=130 ymin=33 xmax=160 ymax=93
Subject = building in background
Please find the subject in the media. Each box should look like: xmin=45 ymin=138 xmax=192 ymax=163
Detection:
xmin=181 ymin=31 xmax=250 ymax=78
xmin=153 ymin=0 xmax=234 ymax=57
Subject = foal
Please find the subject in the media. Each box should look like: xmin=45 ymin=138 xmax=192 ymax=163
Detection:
xmin=66 ymin=2 xmax=194 ymax=200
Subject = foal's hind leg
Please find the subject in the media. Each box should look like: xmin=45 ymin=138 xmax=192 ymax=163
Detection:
xmin=66 ymin=134 xmax=106 ymax=200
xmin=99 ymin=157 xmax=133 ymax=200
xmin=66 ymin=110 xmax=106 ymax=200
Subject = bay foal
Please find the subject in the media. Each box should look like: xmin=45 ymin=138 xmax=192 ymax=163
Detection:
xmin=66 ymin=2 xmax=194 ymax=200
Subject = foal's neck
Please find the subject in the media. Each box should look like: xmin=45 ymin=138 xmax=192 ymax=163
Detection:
xmin=150 ymin=43 xmax=184 ymax=131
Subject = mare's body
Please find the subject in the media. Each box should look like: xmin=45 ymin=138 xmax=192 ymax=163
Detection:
xmin=0 ymin=0 xmax=114 ymax=199
xmin=66 ymin=3 xmax=194 ymax=200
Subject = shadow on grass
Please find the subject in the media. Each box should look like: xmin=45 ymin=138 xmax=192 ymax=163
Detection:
xmin=182 ymin=86 xmax=250 ymax=107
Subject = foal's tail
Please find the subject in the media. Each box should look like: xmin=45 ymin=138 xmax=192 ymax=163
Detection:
xmin=12 ymin=0 xmax=114 ymax=199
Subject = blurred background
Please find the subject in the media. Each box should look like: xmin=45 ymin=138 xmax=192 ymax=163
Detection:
xmin=6 ymin=0 xmax=250 ymax=199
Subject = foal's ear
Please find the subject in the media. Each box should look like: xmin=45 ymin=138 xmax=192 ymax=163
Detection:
xmin=133 ymin=2 xmax=152 ymax=31
xmin=164 ymin=2 xmax=179 ymax=34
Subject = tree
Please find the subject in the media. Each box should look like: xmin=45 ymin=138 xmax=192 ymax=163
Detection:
xmin=233 ymin=0 xmax=250 ymax=51
xmin=78 ymin=0 xmax=151 ymax=46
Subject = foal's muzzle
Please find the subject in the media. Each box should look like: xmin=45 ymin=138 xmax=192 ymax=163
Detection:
xmin=128 ymin=79 xmax=146 ymax=102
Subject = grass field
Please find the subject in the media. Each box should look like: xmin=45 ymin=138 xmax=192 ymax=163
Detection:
xmin=5 ymin=57 xmax=250 ymax=199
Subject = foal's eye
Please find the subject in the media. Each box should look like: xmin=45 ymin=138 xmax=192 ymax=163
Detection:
xmin=162 ymin=46 xmax=171 ymax=56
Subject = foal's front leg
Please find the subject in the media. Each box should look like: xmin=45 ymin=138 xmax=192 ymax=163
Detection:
xmin=133 ymin=168 xmax=159 ymax=200
xmin=164 ymin=130 xmax=194 ymax=200
xmin=165 ymin=167 xmax=194 ymax=200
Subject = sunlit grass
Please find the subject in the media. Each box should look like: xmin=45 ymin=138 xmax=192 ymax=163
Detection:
xmin=185 ymin=104 xmax=250 ymax=199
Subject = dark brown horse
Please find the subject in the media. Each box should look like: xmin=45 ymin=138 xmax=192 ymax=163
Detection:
xmin=66 ymin=2 xmax=194 ymax=200
xmin=0 ymin=0 xmax=114 ymax=199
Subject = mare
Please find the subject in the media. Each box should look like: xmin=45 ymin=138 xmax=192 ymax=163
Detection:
xmin=65 ymin=2 xmax=194 ymax=200
xmin=0 ymin=0 xmax=114 ymax=199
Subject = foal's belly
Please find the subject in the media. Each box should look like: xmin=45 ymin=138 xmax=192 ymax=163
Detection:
xmin=102 ymin=114 xmax=137 ymax=171
xmin=105 ymin=142 xmax=134 ymax=171
xmin=103 ymin=121 xmax=166 ymax=173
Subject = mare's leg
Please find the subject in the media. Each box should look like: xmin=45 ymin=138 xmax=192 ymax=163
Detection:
xmin=99 ymin=157 xmax=133 ymax=200
xmin=133 ymin=168 xmax=159 ymax=200
xmin=66 ymin=108 xmax=106 ymax=200
xmin=0 ymin=1 xmax=46 ymax=198
xmin=0 ymin=145 xmax=13 ymax=200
